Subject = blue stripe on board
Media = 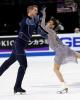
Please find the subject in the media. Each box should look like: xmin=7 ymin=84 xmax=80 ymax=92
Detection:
xmin=0 ymin=52 xmax=56 ymax=57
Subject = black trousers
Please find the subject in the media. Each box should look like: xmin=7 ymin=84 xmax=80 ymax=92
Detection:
xmin=0 ymin=39 xmax=27 ymax=89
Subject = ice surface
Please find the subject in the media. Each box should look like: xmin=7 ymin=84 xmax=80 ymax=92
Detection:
xmin=0 ymin=56 xmax=80 ymax=100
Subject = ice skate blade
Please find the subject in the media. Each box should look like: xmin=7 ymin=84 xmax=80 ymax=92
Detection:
xmin=57 ymin=88 xmax=68 ymax=94
xmin=14 ymin=91 xmax=26 ymax=95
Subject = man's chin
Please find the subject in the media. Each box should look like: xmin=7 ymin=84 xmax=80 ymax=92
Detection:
xmin=34 ymin=14 xmax=38 ymax=16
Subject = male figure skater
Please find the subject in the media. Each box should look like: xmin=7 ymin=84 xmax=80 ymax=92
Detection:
xmin=0 ymin=5 xmax=41 ymax=94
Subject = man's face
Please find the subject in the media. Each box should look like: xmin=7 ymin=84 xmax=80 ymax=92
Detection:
xmin=29 ymin=7 xmax=38 ymax=17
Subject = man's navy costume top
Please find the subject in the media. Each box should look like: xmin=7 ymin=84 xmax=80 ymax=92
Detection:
xmin=18 ymin=16 xmax=39 ymax=42
xmin=19 ymin=15 xmax=47 ymax=41
xmin=14 ymin=15 xmax=48 ymax=55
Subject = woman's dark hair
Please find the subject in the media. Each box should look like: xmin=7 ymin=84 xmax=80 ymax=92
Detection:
xmin=49 ymin=17 xmax=59 ymax=29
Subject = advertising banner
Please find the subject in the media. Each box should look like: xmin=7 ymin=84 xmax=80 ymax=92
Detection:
xmin=0 ymin=34 xmax=80 ymax=57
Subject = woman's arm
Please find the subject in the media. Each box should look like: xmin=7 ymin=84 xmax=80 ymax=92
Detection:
xmin=41 ymin=8 xmax=56 ymax=34
xmin=40 ymin=8 xmax=46 ymax=28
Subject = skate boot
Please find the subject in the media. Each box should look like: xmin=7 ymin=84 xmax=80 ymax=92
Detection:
xmin=14 ymin=87 xmax=26 ymax=94
xmin=57 ymin=88 xmax=68 ymax=94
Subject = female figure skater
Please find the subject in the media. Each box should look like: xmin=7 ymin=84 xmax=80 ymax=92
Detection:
xmin=41 ymin=8 xmax=80 ymax=94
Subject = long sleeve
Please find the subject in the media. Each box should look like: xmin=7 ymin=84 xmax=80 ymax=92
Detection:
xmin=40 ymin=10 xmax=46 ymax=28
xmin=41 ymin=11 xmax=56 ymax=35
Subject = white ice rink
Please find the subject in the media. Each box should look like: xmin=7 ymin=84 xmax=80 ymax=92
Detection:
xmin=0 ymin=56 xmax=80 ymax=100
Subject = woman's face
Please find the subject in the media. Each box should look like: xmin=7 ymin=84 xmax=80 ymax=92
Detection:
xmin=46 ymin=20 xmax=55 ymax=29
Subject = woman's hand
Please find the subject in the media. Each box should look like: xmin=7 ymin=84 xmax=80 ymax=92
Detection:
xmin=41 ymin=7 xmax=46 ymax=16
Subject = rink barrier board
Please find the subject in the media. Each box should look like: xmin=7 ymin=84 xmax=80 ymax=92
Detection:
xmin=0 ymin=34 xmax=80 ymax=57
xmin=0 ymin=52 xmax=56 ymax=57
xmin=0 ymin=51 xmax=80 ymax=57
